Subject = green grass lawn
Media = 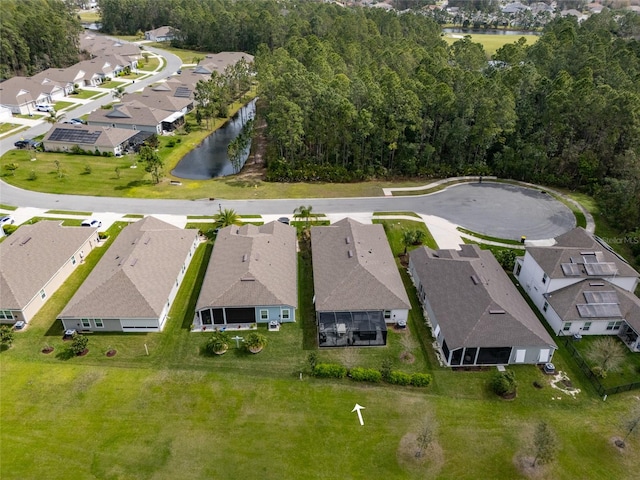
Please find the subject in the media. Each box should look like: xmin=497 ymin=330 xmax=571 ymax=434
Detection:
xmin=145 ymin=43 xmax=214 ymax=64
xmin=442 ymin=34 xmax=539 ymax=57
xmin=69 ymin=89 xmax=104 ymax=100
xmin=571 ymin=336 xmax=640 ymax=389
xmin=0 ymin=123 xmax=22 ymax=134
xmin=77 ymin=10 xmax=100 ymax=23
xmin=100 ymin=80 xmax=126 ymax=90
xmin=2 ymin=221 xmax=640 ymax=478
xmin=45 ymin=209 xmax=92 ymax=216
xmin=53 ymin=101 xmax=75 ymax=111
xmin=457 ymin=226 xmax=524 ymax=245
xmin=137 ymin=56 xmax=160 ymax=71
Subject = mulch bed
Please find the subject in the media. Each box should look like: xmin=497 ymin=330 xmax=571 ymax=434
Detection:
xmin=41 ymin=347 xmax=54 ymax=354
xmin=106 ymin=349 xmax=117 ymax=357
xmin=77 ymin=348 xmax=89 ymax=357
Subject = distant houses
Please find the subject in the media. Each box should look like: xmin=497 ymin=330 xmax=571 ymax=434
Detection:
xmin=144 ymin=26 xmax=178 ymax=43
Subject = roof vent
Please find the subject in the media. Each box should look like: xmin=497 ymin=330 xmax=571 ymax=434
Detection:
xmin=242 ymin=254 xmax=248 ymax=262
xmin=471 ymin=275 xmax=480 ymax=285
xmin=348 ymin=250 xmax=353 ymax=258
xmin=241 ymin=277 xmax=255 ymax=281
xmin=130 ymin=258 xmax=138 ymax=267
xmin=346 ymin=236 xmax=351 ymax=244
xmin=589 ymin=282 xmax=605 ymax=287
xmin=144 ymin=237 xmax=151 ymax=245
xmin=20 ymin=237 xmax=32 ymax=246
xmin=489 ymin=309 xmax=506 ymax=314
xmin=255 ymin=253 xmax=260 ymax=261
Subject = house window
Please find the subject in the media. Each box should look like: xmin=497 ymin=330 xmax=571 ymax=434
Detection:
xmin=384 ymin=310 xmax=391 ymax=320
xmin=563 ymin=322 xmax=572 ymax=331
xmin=260 ymin=310 xmax=269 ymax=320
xmin=81 ymin=319 xmax=91 ymax=328
xmin=40 ymin=289 xmax=46 ymax=300
xmin=606 ymin=321 xmax=622 ymax=331
xmin=94 ymin=319 xmax=104 ymax=328
xmin=542 ymin=273 xmax=548 ymax=284
xmin=515 ymin=263 xmax=522 ymax=276
xmin=0 ymin=310 xmax=14 ymax=320
xmin=71 ymin=255 xmax=76 ymax=265
xmin=543 ymin=301 xmax=549 ymax=312
xmin=583 ymin=321 xmax=592 ymax=332
xmin=281 ymin=309 xmax=290 ymax=320
xmin=182 ymin=263 xmax=186 ymax=273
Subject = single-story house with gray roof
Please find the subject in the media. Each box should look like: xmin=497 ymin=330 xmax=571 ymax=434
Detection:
xmin=0 ymin=221 xmax=100 ymax=325
xmin=43 ymin=124 xmax=138 ymax=156
xmin=195 ymin=221 xmax=298 ymax=330
xmin=144 ymin=26 xmax=178 ymax=42
xmin=87 ymin=100 xmax=184 ymax=134
xmin=58 ymin=216 xmax=200 ymax=332
xmin=409 ymin=244 xmax=557 ymax=366
xmin=311 ymin=218 xmax=411 ymax=347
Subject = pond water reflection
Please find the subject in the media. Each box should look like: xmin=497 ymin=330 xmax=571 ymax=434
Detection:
xmin=171 ymin=99 xmax=256 ymax=180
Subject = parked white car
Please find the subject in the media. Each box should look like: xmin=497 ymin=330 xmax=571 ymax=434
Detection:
xmin=0 ymin=215 xmax=15 ymax=226
xmin=35 ymin=104 xmax=54 ymax=113
xmin=81 ymin=218 xmax=102 ymax=228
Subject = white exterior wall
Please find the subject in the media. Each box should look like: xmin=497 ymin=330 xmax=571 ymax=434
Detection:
xmin=516 ymin=252 xmax=552 ymax=310
xmin=388 ymin=308 xmax=408 ymax=324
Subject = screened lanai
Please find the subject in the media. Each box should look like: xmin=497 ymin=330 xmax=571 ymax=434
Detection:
xmin=317 ymin=310 xmax=387 ymax=348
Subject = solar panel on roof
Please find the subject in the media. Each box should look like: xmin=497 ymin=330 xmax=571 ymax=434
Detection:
xmin=583 ymin=291 xmax=618 ymax=304
xmin=49 ymin=128 xmax=101 ymax=145
xmin=561 ymin=263 xmax=583 ymax=276
xmin=584 ymin=262 xmax=618 ymax=276
xmin=576 ymin=303 xmax=622 ymax=318
xmin=174 ymin=87 xmax=191 ymax=98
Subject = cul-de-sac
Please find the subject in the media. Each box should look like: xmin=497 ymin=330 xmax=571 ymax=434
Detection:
xmin=1 ymin=1 xmax=640 ymax=478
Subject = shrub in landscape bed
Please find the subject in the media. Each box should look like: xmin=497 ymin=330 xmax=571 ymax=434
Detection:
xmin=410 ymin=373 xmax=432 ymax=387
xmin=70 ymin=334 xmax=89 ymax=355
xmin=313 ymin=363 xmax=347 ymax=379
xmin=245 ymin=332 xmax=267 ymax=353
xmin=205 ymin=331 xmax=230 ymax=355
xmin=349 ymin=367 xmax=382 ymax=383
xmin=490 ymin=370 xmax=517 ymax=397
xmin=388 ymin=370 xmax=412 ymax=386
xmin=3 ymin=224 xmax=18 ymax=236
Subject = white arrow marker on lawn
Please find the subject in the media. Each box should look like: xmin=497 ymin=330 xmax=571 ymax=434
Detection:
xmin=351 ymin=403 xmax=365 ymax=426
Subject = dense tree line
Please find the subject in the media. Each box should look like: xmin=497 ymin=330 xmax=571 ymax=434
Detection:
xmin=99 ymin=1 xmax=639 ymax=232
xmin=0 ymin=0 xmax=82 ymax=79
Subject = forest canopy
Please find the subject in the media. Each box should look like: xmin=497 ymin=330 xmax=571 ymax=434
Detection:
xmin=0 ymin=0 xmax=82 ymax=79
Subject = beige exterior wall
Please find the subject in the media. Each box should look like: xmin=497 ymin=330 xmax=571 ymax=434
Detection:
xmin=19 ymin=235 xmax=98 ymax=323
xmin=44 ymin=141 xmax=121 ymax=156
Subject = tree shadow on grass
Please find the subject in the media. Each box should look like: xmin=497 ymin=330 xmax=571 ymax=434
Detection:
xmin=113 ymin=179 xmax=153 ymax=190
xmin=55 ymin=347 xmax=76 ymax=360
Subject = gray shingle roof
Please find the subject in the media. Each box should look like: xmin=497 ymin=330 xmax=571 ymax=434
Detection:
xmin=196 ymin=221 xmax=298 ymax=310
xmin=527 ymin=228 xmax=638 ymax=279
xmin=1 ymin=221 xmax=98 ymax=309
xmin=59 ymin=216 xmax=198 ymax=319
xmin=546 ymin=279 xmax=640 ymax=332
xmin=410 ymin=244 xmax=556 ymax=350
xmin=87 ymin=101 xmax=176 ymax=127
xmin=311 ymin=218 xmax=410 ymax=312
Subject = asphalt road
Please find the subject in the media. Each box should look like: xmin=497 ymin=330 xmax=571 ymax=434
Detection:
xmin=0 ymin=42 xmax=575 ymax=241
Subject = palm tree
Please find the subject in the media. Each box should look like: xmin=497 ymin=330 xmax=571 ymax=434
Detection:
xmin=214 ymin=208 xmax=240 ymax=228
xmin=401 ymin=229 xmax=415 ymax=255
xmin=293 ymin=205 xmax=316 ymax=229
xmin=45 ymin=110 xmax=66 ymax=126
xmin=112 ymin=86 xmax=125 ymax=100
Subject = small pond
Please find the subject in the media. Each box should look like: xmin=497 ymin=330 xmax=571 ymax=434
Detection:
xmin=171 ymin=99 xmax=256 ymax=180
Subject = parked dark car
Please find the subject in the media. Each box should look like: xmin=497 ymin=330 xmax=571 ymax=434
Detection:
xmin=14 ymin=139 xmax=41 ymax=149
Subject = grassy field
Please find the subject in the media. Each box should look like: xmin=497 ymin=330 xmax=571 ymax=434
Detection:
xmin=145 ymin=43 xmax=216 ymax=64
xmin=69 ymin=89 xmax=105 ymax=100
xmin=2 ymin=220 xmax=639 ymax=479
xmin=457 ymin=226 xmax=524 ymax=245
xmin=442 ymin=34 xmax=539 ymax=57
